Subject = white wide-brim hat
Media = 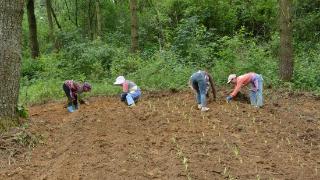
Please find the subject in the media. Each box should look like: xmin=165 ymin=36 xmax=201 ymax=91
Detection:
xmin=114 ymin=76 xmax=125 ymax=85
xmin=227 ymin=74 xmax=236 ymax=83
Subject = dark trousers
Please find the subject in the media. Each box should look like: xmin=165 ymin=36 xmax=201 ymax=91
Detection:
xmin=63 ymin=84 xmax=77 ymax=106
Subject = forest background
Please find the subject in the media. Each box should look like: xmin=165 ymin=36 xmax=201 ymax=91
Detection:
xmin=20 ymin=0 xmax=320 ymax=105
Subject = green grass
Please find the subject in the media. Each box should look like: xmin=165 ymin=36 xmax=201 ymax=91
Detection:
xmin=19 ymin=79 xmax=121 ymax=105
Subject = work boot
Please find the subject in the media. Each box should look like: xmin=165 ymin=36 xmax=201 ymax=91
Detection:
xmin=67 ymin=105 xmax=74 ymax=113
xmin=201 ymin=107 xmax=209 ymax=112
xmin=128 ymin=103 xmax=136 ymax=108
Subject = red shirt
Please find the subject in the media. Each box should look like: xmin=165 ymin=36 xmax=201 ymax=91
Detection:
xmin=230 ymin=73 xmax=257 ymax=97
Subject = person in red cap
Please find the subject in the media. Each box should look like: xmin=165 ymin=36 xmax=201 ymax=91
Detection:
xmin=226 ymin=72 xmax=263 ymax=107
xmin=63 ymin=80 xmax=92 ymax=112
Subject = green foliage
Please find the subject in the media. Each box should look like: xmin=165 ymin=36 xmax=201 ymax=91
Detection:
xmin=21 ymin=53 xmax=64 ymax=81
xmin=110 ymin=55 xmax=143 ymax=77
xmin=184 ymin=0 xmax=238 ymax=35
xmin=17 ymin=0 xmax=320 ymax=105
xmin=17 ymin=104 xmax=29 ymax=119
xmin=130 ymin=51 xmax=193 ymax=90
xmin=172 ymin=16 xmax=217 ymax=67
xmin=293 ymin=45 xmax=320 ymax=91
xmin=212 ymin=29 xmax=279 ymax=86
xmin=235 ymin=0 xmax=277 ymax=39
xmin=61 ymin=38 xmax=128 ymax=80
xmin=19 ymin=79 xmax=63 ymax=105
xmin=293 ymin=0 xmax=320 ymax=42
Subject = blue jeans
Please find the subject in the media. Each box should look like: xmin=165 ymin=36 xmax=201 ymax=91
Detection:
xmin=191 ymin=72 xmax=207 ymax=107
xmin=121 ymin=90 xmax=141 ymax=105
xmin=249 ymin=75 xmax=263 ymax=107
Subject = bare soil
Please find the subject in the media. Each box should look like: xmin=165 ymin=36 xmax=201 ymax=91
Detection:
xmin=1 ymin=90 xmax=320 ymax=180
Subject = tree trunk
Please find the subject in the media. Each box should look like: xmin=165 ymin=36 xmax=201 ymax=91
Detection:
xmin=95 ymin=0 xmax=102 ymax=38
xmin=50 ymin=4 xmax=62 ymax=30
xmin=279 ymin=0 xmax=293 ymax=81
xmin=0 ymin=0 xmax=24 ymax=121
xmin=148 ymin=0 xmax=164 ymax=51
xmin=75 ymin=0 xmax=78 ymax=27
xmin=27 ymin=0 xmax=40 ymax=59
xmin=130 ymin=0 xmax=139 ymax=53
xmin=46 ymin=0 xmax=54 ymax=41
xmin=87 ymin=0 xmax=93 ymax=39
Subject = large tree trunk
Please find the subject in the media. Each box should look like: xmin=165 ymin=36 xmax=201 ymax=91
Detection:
xmin=27 ymin=0 xmax=40 ymax=59
xmin=0 ymin=0 xmax=24 ymax=121
xmin=130 ymin=0 xmax=139 ymax=53
xmin=46 ymin=0 xmax=54 ymax=41
xmin=279 ymin=0 xmax=293 ymax=81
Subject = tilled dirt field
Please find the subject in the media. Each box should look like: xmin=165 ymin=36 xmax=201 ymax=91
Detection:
xmin=0 ymin=90 xmax=320 ymax=180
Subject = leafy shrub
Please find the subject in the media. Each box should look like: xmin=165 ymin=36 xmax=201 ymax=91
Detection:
xmin=19 ymin=79 xmax=63 ymax=104
xmin=130 ymin=51 xmax=193 ymax=90
xmin=60 ymin=39 xmax=130 ymax=80
xmin=17 ymin=104 xmax=28 ymax=118
xmin=172 ymin=16 xmax=218 ymax=67
xmin=212 ymin=29 xmax=278 ymax=86
xmin=293 ymin=45 xmax=320 ymax=92
xmin=110 ymin=54 xmax=143 ymax=77
xmin=21 ymin=53 xmax=64 ymax=81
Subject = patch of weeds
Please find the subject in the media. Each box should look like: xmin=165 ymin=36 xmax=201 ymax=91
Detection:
xmin=17 ymin=104 xmax=29 ymax=119
xmin=13 ymin=128 xmax=41 ymax=149
xmin=0 ymin=124 xmax=42 ymax=165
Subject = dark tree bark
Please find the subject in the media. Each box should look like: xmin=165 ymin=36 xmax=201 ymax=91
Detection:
xmin=27 ymin=0 xmax=40 ymax=58
xmin=279 ymin=0 xmax=293 ymax=81
xmin=46 ymin=0 xmax=54 ymax=41
xmin=50 ymin=5 xmax=62 ymax=30
xmin=130 ymin=0 xmax=139 ymax=53
xmin=0 ymin=0 xmax=24 ymax=121
xmin=75 ymin=0 xmax=78 ymax=26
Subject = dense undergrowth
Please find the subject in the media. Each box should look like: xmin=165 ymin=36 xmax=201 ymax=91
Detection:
xmin=19 ymin=30 xmax=320 ymax=105
xmin=18 ymin=0 xmax=320 ymax=105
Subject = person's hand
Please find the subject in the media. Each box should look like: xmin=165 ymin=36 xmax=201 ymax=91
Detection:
xmin=249 ymin=88 xmax=258 ymax=92
xmin=84 ymin=101 xmax=89 ymax=105
xmin=226 ymin=96 xmax=232 ymax=103
xmin=79 ymin=99 xmax=89 ymax=105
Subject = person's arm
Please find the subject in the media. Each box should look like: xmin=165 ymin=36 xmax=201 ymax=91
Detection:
xmin=207 ymin=73 xmax=216 ymax=100
xmin=230 ymin=83 xmax=242 ymax=97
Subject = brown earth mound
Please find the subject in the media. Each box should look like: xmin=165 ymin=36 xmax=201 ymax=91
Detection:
xmin=0 ymin=90 xmax=319 ymax=179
